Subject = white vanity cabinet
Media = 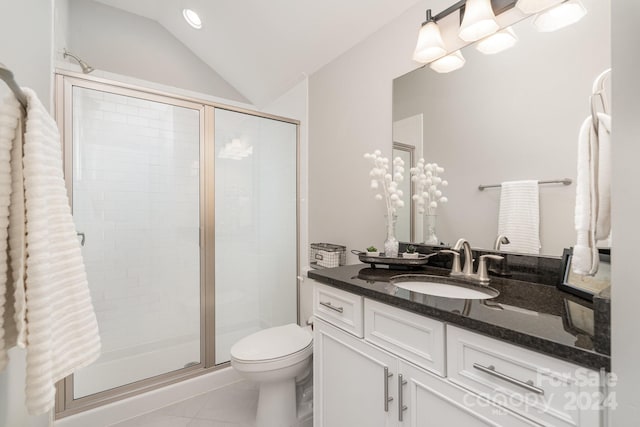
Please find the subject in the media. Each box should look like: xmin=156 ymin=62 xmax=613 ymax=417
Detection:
xmin=313 ymin=282 xmax=538 ymax=427
xmin=311 ymin=281 xmax=605 ymax=427
xmin=314 ymin=318 xmax=534 ymax=427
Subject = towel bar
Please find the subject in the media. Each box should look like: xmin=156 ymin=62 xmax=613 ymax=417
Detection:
xmin=478 ymin=178 xmax=572 ymax=191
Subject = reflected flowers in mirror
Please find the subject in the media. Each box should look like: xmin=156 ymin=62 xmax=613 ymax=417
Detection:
xmin=410 ymin=160 xmax=448 ymax=215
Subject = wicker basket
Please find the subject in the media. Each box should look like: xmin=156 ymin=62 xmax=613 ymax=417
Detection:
xmin=310 ymin=243 xmax=346 ymax=269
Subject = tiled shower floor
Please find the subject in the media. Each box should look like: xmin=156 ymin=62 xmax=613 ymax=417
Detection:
xmin=109 ymin=381 xmax=259 ymax=427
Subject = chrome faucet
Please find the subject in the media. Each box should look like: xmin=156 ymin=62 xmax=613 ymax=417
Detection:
xmin=440 ymin=238 xmax=503 ymax=285
xmin=490 ymin=235 xmax=512 ymax=277
xmin=453 ymin=238 xmax=474 ymax=276
xmin=493 ymin=235 xmax=510 ymax=251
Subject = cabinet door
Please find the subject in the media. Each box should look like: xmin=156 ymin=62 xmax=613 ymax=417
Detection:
xmin=399 ymin=361 xmax=538 ymax=427
xmin=314 ymin=318 xmax=397 ymax=427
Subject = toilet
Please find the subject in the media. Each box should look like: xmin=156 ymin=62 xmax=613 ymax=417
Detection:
xmin=230 ymin=323 xmax=313 ymax=427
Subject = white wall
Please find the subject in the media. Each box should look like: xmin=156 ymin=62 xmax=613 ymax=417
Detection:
xmin=309 ymin=0 xmax=447 ymax=263
xmin=393 ymin=0 xmax=610 ymax=255
xmin=0 ymin=0 xmax=54 ymax=108
xmin=64 ymin=0 xmax=248 ymax=103
xmin=611 ymin=2 xmax=640 ymax=424
xmin=0 ymin=1 xmax=54 ymax=425
xmin=54 ymin=0 xmax=69 ymax=65
xmin=309 ymin=0 xmax=640 ymax=424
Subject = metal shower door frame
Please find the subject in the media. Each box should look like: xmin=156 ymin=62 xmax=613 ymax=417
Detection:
xmin=53 ymin=70 xmax=300 ymax=419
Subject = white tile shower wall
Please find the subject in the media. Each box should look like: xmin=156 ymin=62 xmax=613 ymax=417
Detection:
xmin=72 ymin=88 xmax=201 ymax=396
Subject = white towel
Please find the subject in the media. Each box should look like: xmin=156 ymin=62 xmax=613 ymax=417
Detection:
xmin=0 ymin=89 xmax=101 ymax=415
xmin=573 ymin=113 xmax=611 ymax=275
xmin=498 ymin=180 xmax=541 ymax=254
xmin=0 ymin=95 xmax=21 ymax=371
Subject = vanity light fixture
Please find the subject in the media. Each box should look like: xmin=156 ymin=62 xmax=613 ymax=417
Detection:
xmin=515 ymin=0 xmax=563 ymax=14
xmin=182 ymin=8 xmax=202 ymax=29
xmin=476 ymin=26 xmax=518 ymax=54
xmin=430 ymin=50 xmax=466 ymax=73
xmin=458 ymin=0 xmax=500 ymax=42
xmin=412 ymin=0 xmax=587 ymax=72
xmin=532 ymin=0 xmax=587 ymax=32
xmin=413 ymin=9 xmax=447 ymax=63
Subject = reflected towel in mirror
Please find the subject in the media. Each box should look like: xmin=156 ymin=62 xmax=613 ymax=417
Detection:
xmin=498 ymin=180 xmax=541 ymax=254
xmin=574 ymin=113 xmax=611 ymax=275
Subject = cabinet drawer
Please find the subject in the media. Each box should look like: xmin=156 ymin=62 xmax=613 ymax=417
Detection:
xmin=447 ymin=325 xmax=601 ymax=427
xmin=364 ymin=299 xmax=445 ymax=376
xmin=313 ymin=283 xmax=363 ymax=337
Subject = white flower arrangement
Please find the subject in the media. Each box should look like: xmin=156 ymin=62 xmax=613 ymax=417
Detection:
xmin=410 ymin=160 xmax=448 ymax=215
xmin=364 ymin=150 xmax=405 ymax=218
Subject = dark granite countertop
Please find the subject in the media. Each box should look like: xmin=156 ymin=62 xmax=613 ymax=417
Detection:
xmin=308 ymin=264 xmax=611 ymax=371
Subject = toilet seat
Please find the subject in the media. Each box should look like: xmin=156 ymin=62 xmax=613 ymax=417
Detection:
xmin=230 ymin=323 xmax=313 ymax=371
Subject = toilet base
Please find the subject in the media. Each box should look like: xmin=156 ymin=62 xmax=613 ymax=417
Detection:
xmin=256 ymin=378 xmax=297 ymax=427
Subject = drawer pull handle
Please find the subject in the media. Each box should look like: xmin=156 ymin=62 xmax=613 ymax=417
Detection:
xmin=473 ymin=363 xmax=544 ymax=395
xmin=383 ymin=367 xmax=393 ymax=412
xmin=319 ymin=301 xmax=344 ymax=313
xmin=398 ymin=374 xmax=408 ymax=421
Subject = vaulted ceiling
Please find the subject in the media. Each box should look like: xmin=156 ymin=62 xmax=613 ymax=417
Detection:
xmin=94 ymin=0 xmax=422 ymax=106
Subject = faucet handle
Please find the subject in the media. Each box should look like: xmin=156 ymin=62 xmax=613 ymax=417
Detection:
xmin=477 ymin=255 xmax=504 ymax=284
xmin=439 ymin=249 xmax=462 ymax=274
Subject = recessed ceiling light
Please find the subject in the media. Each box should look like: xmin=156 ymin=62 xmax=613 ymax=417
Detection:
xmin=183 ymin=8 xmax=202 ymax=29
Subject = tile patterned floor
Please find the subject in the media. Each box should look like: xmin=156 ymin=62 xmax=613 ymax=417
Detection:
xmin=110 ymin=381 xmax=259 ymax=427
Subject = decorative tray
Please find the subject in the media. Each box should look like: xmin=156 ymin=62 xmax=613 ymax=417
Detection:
xmin=357 ymin=252 xmax=435 ymax=268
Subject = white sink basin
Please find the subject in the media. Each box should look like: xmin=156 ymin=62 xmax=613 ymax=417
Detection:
xmin=390 ymin=277 xmax=499 ymax=300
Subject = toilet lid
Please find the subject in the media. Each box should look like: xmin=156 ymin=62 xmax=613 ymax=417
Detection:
xmin=230 ymin=323 xmax=312 ymax=362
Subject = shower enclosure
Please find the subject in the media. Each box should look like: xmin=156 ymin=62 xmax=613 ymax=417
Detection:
xmin=54 ymin=73 xmax=298 ymax=416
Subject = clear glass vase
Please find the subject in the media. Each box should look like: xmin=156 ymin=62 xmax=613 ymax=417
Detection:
xmin=424 ymin=214 xmax=439 ymax=245
xmin=384 ymin=214 xmax=399 ymax=257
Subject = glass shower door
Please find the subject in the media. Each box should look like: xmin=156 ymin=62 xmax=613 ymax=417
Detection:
xmin=69 ymin=85 xmax=204 ymax=398
xmin=214 ymin=108 xmax=298 ymax=363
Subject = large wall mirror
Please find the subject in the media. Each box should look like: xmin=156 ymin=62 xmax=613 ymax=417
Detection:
xmin=393 ymin=0 xmax=610 ymax=257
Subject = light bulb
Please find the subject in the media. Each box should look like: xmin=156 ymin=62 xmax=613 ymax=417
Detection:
xmin=476 ymin=27 xmax=518 ymax=54
xmin=413 ymin=21 xmax=447 ymax=63
xmin=458 ymin=0 xmax=499 ymax=42
xmin=532 ymin=0 xmax=587 ymax=32
xmin=429 ymin=50 xmax=466 ymax=73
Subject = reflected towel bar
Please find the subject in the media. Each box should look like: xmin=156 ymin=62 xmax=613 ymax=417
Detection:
xmin=478 ymin=178 xmax=572 ymax=191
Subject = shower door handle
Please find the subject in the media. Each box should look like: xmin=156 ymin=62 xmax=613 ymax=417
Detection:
xmin=77 ymin=232 xmax=85 ymax=246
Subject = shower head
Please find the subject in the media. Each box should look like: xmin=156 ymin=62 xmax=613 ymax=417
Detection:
xmin=63 ymin=49 xmax=95 ymax=74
